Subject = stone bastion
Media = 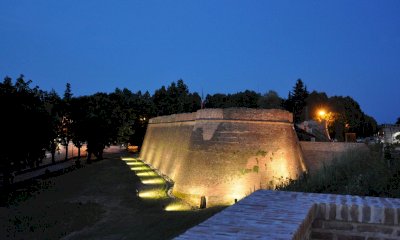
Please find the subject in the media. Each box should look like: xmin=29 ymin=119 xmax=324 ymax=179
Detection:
xmin=140 ymin=108 xmax=308 ymax=206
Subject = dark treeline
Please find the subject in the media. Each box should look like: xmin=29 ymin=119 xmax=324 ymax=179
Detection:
xmin=205 ymin=79 xmax=378 ymax=141
xmin=0 ymin=75 xmax=379 ymax=185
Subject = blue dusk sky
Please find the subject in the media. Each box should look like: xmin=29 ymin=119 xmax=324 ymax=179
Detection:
xmin=0 ymin=1 xmax=399 ymax=124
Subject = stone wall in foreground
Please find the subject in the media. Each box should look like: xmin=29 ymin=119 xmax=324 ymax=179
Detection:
xmin=177 ymin=190 xmax=400 ymax=239
xmin=140 ymin=108 xmax=307 ymax=205
xmin=300 ymin=142 xmax=369 ymax=173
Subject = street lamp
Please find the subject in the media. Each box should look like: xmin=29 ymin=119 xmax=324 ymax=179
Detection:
xmin=318 ymin=110 xmax=326 ymax=118
xmin=316 ymin=108 xmax=331 ymax=141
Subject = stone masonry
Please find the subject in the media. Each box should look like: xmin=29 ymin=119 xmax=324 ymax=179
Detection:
xmin=177 ymin=190 xmax=400 ymax=240
xmin=140 ymin=108 xmax=307 ymax=205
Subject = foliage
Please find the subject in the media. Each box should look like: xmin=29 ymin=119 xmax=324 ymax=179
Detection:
xmin=0 ymin=74 xmax=381 ymax=181
xmin=327 ymin=96 xmax=377 ymax=140
xmin=301 ymin=88 xmax=378 ymax=140
xmin=205 ymin=90 xmax=261 ymax=108
xmin=0 ymin=75 xmax=53 ymax=185
xmin=284 ymin=79 xmax=309 ymax=123
xmin=258 ymin=90 xmax=284 ymax=109
xmin=277 ymin=145 xmax=400 ymax=197
xmin=153 ymin=79 xmax=201 ymax=116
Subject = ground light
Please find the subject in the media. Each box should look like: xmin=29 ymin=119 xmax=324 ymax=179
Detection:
xmin=122 ymin=158 xmax=199 ymax=212
xmin=138 ymin=189 xmax=167 ymax=199
xmin=141 ymin=178 xmax=165 ymax=185
xmin=121 ymin=157 xmax=136 ymax=161
xmin=126 ymin=162 xmax=144 ymax=166
xmin=130 ymin=166 xmax=150 ymax=171
xmin=165 ymin=202 xmax=192 ymax=211
xmin=136 ymin=171 xmax=157 ymax=177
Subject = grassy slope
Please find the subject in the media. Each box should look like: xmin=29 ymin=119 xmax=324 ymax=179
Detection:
xmin=277 ymin=145 xmax=400 ymax=198
xmin=0 ymin=156 xmax=224 ymax=240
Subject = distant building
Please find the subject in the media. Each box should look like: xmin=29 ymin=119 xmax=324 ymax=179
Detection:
xmin=296 ymin=120 xmax=331 ymax=142
xmin=379 ymin=124 xmax=400 ymax=144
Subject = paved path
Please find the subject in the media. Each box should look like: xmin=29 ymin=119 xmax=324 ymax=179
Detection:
xmin=5 ymin=146 xmax=124 ymax=186
xmin=176 ymin=190 xmax=400 ymax=239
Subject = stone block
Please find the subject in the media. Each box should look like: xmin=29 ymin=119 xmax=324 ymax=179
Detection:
xmin=329 ymin=203 xmax=337 ymax=220
xmin=310 ymin=231 xmax=334 ymax=240
xmin=341 ymin=205 xmax=349 ymax=221
xmin=363 ymin=205 xmax=371 ymax=223
xmin=357 ymin=225 xmax=393 ymax=234
xmin=384 ymin=208 xmax=395 ymax=225
xmin=324 ymin=221 xmax=354 ymax=231
xmin=337 ymin=235 xmax=364 ymax=240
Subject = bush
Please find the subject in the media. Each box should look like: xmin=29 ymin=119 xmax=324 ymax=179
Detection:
xmin=277 ymin=144 xmax=400 ymax=197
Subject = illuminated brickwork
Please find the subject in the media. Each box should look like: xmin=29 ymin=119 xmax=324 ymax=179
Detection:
xmin=140 ymin=108 xmax=307 ymax=205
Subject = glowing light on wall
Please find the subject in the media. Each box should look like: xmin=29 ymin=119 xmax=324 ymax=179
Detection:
xmin=137 ymin=171 xmax=157 ymax=177
xmin=186 ymin=186 xmax=207 ymax=196
xmin=121 ymin=157 xmax=137 ymax=161
xmin=138 ymin=189 xmax=166 ymax=199
xmin=141 ymin=178 xmax=165 ymax=185
xmin=130 ymin=166 xmax=150 ymax=171
xmin=126 ymin=162 xmax=144 ymax=166
xmin=165 ymin=202 xmax=192 ymax=211
xmin=227 ymin=181 xmax=247 ymax=204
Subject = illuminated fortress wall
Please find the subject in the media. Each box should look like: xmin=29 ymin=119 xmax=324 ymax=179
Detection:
xmin=140 ymin=108 xmax=307 ymax=206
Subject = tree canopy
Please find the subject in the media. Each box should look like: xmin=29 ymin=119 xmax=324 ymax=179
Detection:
xmin=0 ymin=75 xmax=383 ymax=185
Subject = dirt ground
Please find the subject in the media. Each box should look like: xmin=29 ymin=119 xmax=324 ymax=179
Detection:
xmin=0 ymin=154 xmax=224 ymax=240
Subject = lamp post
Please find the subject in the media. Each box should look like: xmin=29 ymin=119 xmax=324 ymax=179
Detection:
xmin=317 ymin=109 xmax=331 ymax=141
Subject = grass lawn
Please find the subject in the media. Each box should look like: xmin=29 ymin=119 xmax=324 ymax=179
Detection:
xmin=0 ymin=154 xmax=225 ymax=240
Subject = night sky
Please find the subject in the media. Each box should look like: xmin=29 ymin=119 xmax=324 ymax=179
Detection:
xmin=1 ymin=1 xmax=399 ymax=124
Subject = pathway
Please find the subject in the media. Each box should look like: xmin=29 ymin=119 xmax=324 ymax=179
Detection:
xmin=2 ymin=145 xmax=124 ymax=187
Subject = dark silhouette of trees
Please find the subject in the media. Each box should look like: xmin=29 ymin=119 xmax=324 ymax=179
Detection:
xmin=153 ymin=80 xmax=201 ymax=116
xmin=304 ymin=91 xmax=329 ymax=120
xmin=284 ymin=79 xmax=309 ymax=123
xmin=59 ymin=83 xmax=73 ymax=161
xmin=69 ymin=96 xmax=88 ymax=162
xmin=0 ymin=74 xmax=381 ymax=182
xmin=258 ymin=90 xmax=284 ymax=109
xmin=42 ymin=89 xmax=62 ymax=163
xmin=396 ymin=117 xmax=400 ymax=125
xmin=328 ymin=96 xmax=377 ymax=141
xmin=205 ymin=90 xmax=261 ymax=108
xmin=286 ymin=80 xmax=377 ymax=141
xmin=0 ymin=75 xmax=52 ymax=186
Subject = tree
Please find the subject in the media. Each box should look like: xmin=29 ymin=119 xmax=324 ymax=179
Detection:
xmin=153 ymin=79 xmax=201 ymax=116
xmin=327 ymin=96 xmax=377 ymax=141
xmin=205 ymin=93 xmax=231 ymax=108
xmin=304 ymin=91 xmax=329 ymax=121
xmin=258 ymin=90 xmax=283 ymax=109
xmin=205 ymin=90 xmax=261 ymax=109
xmin=231 ymin=90 xmax=260 ymax=108
xmin=0 ymin=75 xmax=52 ymax=186
xmin=153 ymin=86 xmax=168 ymax=116
xmin=59 ymin=83 xmax=73 ymax=161
xmin=42 ymin=89 xmax=62 ymax=163
xmin=396 ymin=117 xmax=400 ymax=125
xmin=284 ymin=79 xmax=309 ymax=123
xmin=70 ymin=96 xmax=89 ymax=163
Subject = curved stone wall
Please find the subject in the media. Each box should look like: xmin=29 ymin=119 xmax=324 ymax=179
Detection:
xmin=140 ymin=108 xmax=307 ymax=206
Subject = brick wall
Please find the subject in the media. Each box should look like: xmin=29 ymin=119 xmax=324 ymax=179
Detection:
xmin=140 ymin=108 xmax=306 ymax=206
xmin=300 ymin=142 xmax=369 ymax=173
xmin=177 ymin=190 xmax=400 ymax=240
xmin=311 ymin=202 xmax=400 ymax=239
xmin=140 ymin=108 xmax=372 ymax=206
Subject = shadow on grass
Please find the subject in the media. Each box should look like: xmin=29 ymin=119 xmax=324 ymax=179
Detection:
xmin=0 ymin=154 xmax=226 ymax=240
